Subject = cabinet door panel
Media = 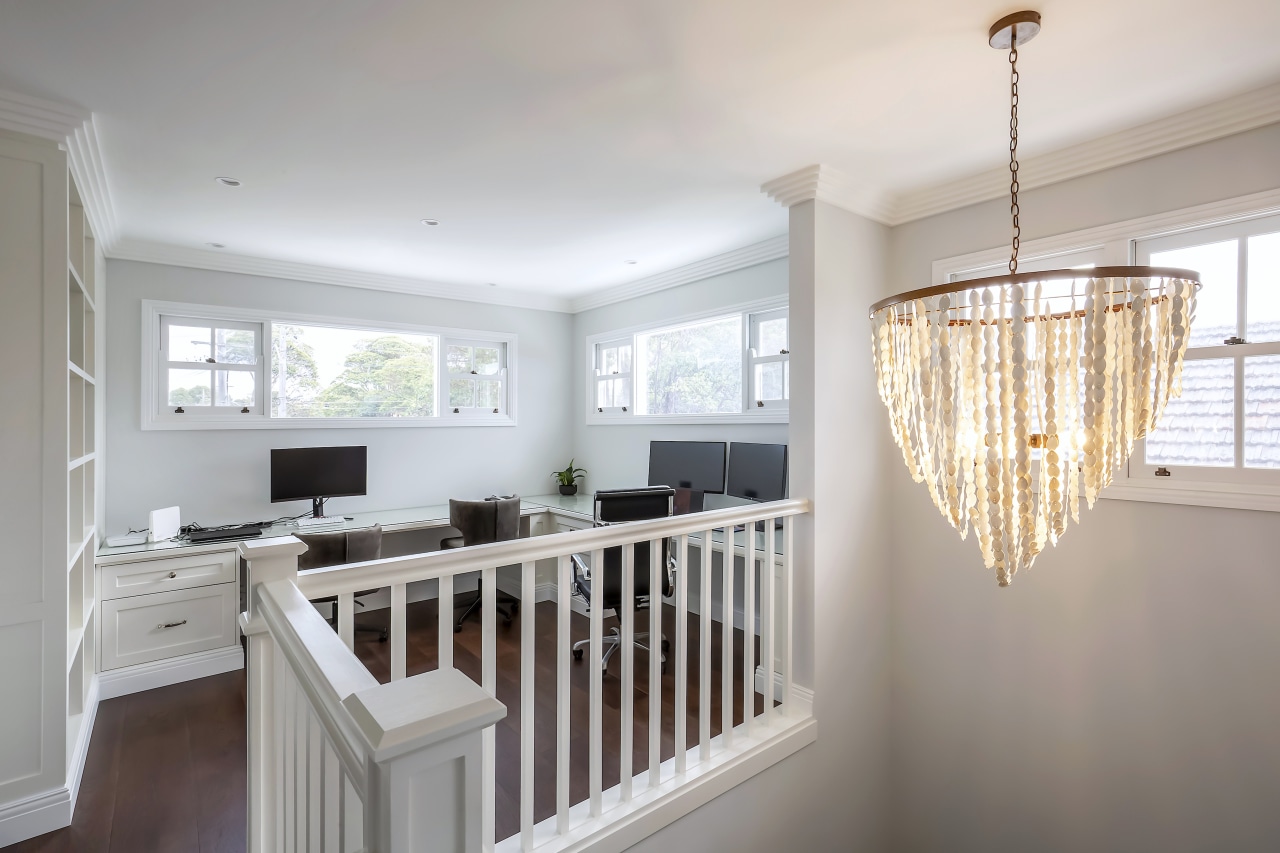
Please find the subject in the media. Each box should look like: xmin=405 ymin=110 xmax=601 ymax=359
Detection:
xmin=100 ymin=583 xmax=236 ymax=670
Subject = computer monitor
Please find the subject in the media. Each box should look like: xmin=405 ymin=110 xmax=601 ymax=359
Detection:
xmin=271 ymin=446 xmax=367 ymax=517
xmin=726 ymin=442 xmax=788 ymax=502
xmin=647 ymin=441 xmax=727 ymax=494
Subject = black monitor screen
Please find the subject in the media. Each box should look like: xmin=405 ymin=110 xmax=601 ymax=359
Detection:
xmin=647 ymin=441 xmax=727 ymax=493
xmin=270 ymin=446 xmax=368 ymax=503
xmin=726 ymin=442 xmax=788 ymax=502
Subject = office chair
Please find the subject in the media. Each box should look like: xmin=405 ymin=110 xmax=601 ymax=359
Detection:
xmin=443 ymin=496 xmax=521 ymax=632
xmin=297 ymin=524 xmax=388 ymax=642
xmin=570 ymin=487 xmax=676 ymax=674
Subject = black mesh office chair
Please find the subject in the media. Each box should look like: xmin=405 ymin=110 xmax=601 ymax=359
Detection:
xmin=297 ymin=524 xmax=387 ymax=641
xmin=570 ymin=487 xmax=676 ymax=674
xmin=443 ymin=496 xmax=521 ymax=632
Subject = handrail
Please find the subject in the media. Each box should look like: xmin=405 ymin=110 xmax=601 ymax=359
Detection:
xmin=296 ymin=497 xmax=810 ymax=600
xmin=255 ymin=578 xmax=379 ymax=795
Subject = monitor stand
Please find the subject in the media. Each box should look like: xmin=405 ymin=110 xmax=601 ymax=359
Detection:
xmin=311 ymin=497 xmax=328 ymax=518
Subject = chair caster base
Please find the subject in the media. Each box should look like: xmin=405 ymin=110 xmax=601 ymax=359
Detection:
xmin=572 ymin=648 xmax=583 ymax=661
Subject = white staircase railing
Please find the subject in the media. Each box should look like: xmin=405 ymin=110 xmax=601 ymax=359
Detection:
xmin=241 ymin=498 xmax=813 ymax=853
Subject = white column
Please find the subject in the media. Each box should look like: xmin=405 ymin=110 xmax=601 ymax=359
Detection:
xmin=345 ymin=667 xmax=506 ymax=853
xmin=238 ymin=536 xmax=309 ymax=853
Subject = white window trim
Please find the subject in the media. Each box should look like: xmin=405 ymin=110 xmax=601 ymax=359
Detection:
xmin=141 ymin=300 xmax=518 ymax=430
xmin=585 ymin=296 xmax=788 ymax=426
xmin=157 ymin=314 xmax=265 ymax=423
xmin=932 ymin=186 xmax=1280 ymax=513
xmin=443 ymin=338 xmax=510 ymax=417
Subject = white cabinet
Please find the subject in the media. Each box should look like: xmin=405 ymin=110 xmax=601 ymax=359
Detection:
xmin=94 ymin=547 xmax=244 ymax=698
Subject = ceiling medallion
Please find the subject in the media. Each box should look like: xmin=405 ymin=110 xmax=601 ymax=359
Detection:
xmin=868 ymin=11 xmax=1201 ymax=586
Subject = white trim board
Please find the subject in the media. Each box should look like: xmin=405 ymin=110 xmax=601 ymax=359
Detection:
xmin=0 ymin=88 xmax=119 ymax=249
xmin=97 ymin=646 xmax=245 ymax=701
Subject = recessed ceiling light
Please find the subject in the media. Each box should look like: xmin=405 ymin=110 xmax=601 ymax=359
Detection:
xmin=420 ymin=218 xmax=440 ymax=226
xmin=214 ymin=177 xmax=241 ymax=187
xmin=488 ymin=282 xmax=498 ymax=287
xmin=206 ymin=242 xmax=226 ymax=249
xmin=625 ymin=260 xmax=638 ymax=265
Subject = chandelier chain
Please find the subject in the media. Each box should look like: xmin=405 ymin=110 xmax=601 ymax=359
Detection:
xmin=1008 ymin=42 xmax=1020 ymax=274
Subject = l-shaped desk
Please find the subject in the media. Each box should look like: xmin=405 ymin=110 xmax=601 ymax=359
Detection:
xmin=94 ymin=493 xmax=784 ymax=699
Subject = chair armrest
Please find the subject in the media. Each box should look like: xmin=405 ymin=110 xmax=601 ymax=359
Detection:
xmin=570 ymin=552 xmax=591 ymax=582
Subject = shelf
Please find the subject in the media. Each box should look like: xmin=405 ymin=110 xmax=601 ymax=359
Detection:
xmin=68 ymin=625 xmax=84 ymax=672
xmin=68 ymin=361 xmax=95 ymax=386
xmin=67 ymin=262 xmax=95 ymax=311
xmin=68 ymin=524 xmax=95 ymax=569
xmin=69 ymin=452 xmax=95 ymax=471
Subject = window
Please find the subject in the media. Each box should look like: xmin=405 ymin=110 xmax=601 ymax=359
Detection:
xmin=749 ymin=308 xmax=789 ymax=409
xmin=144 ymin=301 xmax=516 ymax=429
xmin=587 ymin=300 xmax=787 ymax=423
xmin=160 ymin=315 xmax=263 ymax=417
xmin=1131 ymin=213 xmax=1280 ymax=484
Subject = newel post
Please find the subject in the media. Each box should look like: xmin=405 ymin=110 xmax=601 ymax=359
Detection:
xmin=237 ymin=536 xmax=309 ymax=853
xmin=344 ymin=667 xmax=506 ymax=853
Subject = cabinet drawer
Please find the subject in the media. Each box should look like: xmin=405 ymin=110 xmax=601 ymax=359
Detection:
xmin=100 ymin=583 xmax=237 ymax=671
xmin=99 ymin=550 xmax=236 ymax=600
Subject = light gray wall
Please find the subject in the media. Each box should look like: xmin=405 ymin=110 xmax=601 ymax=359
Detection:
xmin=103 ymin=260 xmax=573 ymax=533
xmin=888 ymin=123 xmax=1280 ymax=852
xmin=570 ymin=258 xmax=789 ymax=492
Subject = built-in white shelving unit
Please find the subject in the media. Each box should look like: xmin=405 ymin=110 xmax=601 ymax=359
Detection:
xmin=0 ymin=128 xmax=105 ymax=843
xmin=65 ymin=177 xmax=100 ymax=770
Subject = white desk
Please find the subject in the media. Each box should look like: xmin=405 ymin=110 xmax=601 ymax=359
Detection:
xmin=92 ymin=493 xmax=781 ymax=698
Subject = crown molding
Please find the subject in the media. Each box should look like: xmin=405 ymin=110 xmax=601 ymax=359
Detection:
xmin=760 ymin=164 xmax=894 ymax=223
xmin=108 ymin=240 xmax=574 ymax=313
xmin=0 ymin=87 xmax=121 ymax=249
xmin=568 ymin=234 xmax=789 ymax=313
xmin=887 ymin=80 xmax=1280 ymax=225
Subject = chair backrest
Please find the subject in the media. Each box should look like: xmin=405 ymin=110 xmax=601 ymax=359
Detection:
xmin=593 ymin=488 xmax=675 ymax=607
xmin=296 ymin=524 xmax=383 ymax=571
xmin=448 ymin=496 xmax=521 ymax=546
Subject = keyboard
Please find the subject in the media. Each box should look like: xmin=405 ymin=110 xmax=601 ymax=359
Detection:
xmin=186 ymin=524 xmax=265 ymax=543
xmin=296 ymin=516 xmax=346 ymax=529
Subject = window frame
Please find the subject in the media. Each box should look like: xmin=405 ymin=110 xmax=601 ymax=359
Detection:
xmin=931 ymin=187 xmax=1280 ymax=512
xmin=443 ymin=338 xmax=510 ymax=417
xmin=157 ymin=314 xmax=265 ymax=423
xmin=748 ymin=307 xmax=790 ymax=411
xmin=141 ymin=300 xmax=518 ymax=430
xmin=592 ymin=337 xmax=633 ymax=415
xmin=1130 ymin=213 xmax=1280 ymax=486
xmin=584 ymin=296 xmax=788 ymax=426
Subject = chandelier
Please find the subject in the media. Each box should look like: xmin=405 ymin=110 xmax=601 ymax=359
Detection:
xmin=869 ymin=11 xmax=1200 ymax=586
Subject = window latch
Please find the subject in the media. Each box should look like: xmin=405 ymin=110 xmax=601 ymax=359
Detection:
xmin=780 ymin=349 xmax=789 ymax=354
xmin=598 ymin=407 xmax=603 ymax=413
xmin=1155 ymin=466 xmax=1172 ymax=477
xmin=1224 ymin=336 xmax=1246 ymax=345
xmin=622 ymin=406 xmax=627 ymax=412
xmin=205 ymin=357 xmax=216 ymax=363
xmin=493 ymin=408 xmax=499 ymax=414
xmin=470 ymin=369 xmax=478 ymax=375
xmin=174 ymin=406 xmax=185 ymax=414
xmin=452 ymin=407 xmax=460 ymax=414
xmin=240 ymin=407 xmax=250 ymax=414
xmin=757 ymin=400 xmax=764 ymax=407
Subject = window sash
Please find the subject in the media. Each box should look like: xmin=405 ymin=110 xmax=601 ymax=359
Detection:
xmin=1129 ymin=214 xmax=1280 ymax=484
xmin=158 ymin=315 xmax=264 ymax=417
xmin=749 ymin=308 xmax=789 ymax=409
xmin=444 ymin=338 xmax=507 ymax=415
xmin=594 ymin=338 xmax=632 ymax=413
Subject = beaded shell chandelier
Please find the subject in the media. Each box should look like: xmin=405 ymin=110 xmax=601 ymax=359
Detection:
xmin=869 ymin=11 xmax=1200 ymax=586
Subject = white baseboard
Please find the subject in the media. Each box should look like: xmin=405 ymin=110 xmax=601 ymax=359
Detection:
xmin=0 ymin=676 xmax=101 ymax=846
xmin=98 ymin=645 xmax=244 ymax=700
xmin=0 ymin=786 xmax=72 ymax=847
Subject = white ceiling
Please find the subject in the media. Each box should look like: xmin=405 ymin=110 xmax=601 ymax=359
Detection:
xmin=2 ymin=0 xmax=1279 ymax=303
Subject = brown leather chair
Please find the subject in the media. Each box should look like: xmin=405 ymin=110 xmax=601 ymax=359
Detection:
xmin=297 ymin=524 xmax=387 ymax=641
xmin=444 ymin=496 xmax=521 ymax=631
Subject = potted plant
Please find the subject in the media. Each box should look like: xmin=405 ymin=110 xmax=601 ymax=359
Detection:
xmin=552 ymin=459 xmax=587 ymax=496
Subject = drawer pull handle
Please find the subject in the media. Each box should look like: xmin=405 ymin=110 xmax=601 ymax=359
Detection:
xmin=168 ymin=571 xmax=177 ymax=579
xmin=157 ymin=619 xmax=188 ymax=629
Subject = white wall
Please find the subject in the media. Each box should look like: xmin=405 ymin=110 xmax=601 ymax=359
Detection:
xmin=888 ymin=122 xmax=1280 ymax=852
xmin=571 ymin=258 xmax=789 ymax=492
xmin=103 ymin=260 xmax=573 ymax=534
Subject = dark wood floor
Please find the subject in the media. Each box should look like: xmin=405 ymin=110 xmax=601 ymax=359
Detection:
xmin=9 ymin=670 xmax=247 ymax=853
xmin=14 ymin=599 xmax=758 ymax=851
